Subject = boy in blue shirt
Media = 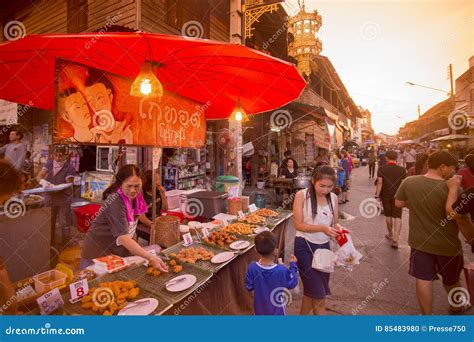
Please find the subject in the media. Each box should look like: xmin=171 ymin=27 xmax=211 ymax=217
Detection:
xmin=245 ymin=231 xmax=298 ymax=315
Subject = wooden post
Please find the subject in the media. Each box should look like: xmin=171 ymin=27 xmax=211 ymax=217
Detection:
xmin=150 ymin=147 xmax=162 ymax=244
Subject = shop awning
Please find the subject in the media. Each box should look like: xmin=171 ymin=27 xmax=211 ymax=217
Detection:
xmin=284 ymin=102 xmax=326 ymax=121
xmin=431 ymin=134 xmax=473 ymax=142
xmin=0 ymin=32 xmax=306 ymax=120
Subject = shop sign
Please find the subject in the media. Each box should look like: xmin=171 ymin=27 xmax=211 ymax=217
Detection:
xmin=54 ymin=59 xmax=206 ymax=148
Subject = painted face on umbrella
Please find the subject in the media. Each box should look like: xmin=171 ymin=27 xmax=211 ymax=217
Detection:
xmin=63 ymin=92 xmax=91 ymax=128
xmin=86 ymin=83 xmax=113 ymax=113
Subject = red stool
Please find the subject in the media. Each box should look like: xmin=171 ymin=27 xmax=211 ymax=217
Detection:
xmin=73 ymin=204 xmax=102 ymax=233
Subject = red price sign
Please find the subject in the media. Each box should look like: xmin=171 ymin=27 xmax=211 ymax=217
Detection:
xmin=69 ymin=279 xmax=89 ymax=303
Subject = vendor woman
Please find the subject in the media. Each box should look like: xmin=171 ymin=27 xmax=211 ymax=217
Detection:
xmin=80 ymin=164 xmax=168 ymax=272
xmin=36 ymin=145 xmax=76 ymax=246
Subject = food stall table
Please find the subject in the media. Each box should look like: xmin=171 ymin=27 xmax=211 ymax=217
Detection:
xmin=163 ymin=211 xmax=292 ymax=315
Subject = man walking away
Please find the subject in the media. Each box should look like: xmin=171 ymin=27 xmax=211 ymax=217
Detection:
xmin=375 ymin=150 xmax=406 ymax=248
xmin=404 ymin=146 xmax=416 ymax=171
xmin=395 ymin=151 xmax=469 ymax=315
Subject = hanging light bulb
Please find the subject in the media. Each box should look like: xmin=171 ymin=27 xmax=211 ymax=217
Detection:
xmin=130 ymin=62 xmax=163 ymax=97
xmin=229 ymin=98 xmax=249 ymax=122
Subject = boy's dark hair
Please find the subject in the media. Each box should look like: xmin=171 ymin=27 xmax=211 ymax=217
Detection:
xmin=254 ymin=231 xmax=277 ymax=257
xmin=385 ymin=150 xmax=397 ymax=161
xmin=428 ymin=150 xmax=458 ymax=169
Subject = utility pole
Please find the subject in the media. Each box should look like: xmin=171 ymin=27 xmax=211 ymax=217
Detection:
xmin=447 ymin=64 xmax=454 ymax=98
xmin=417 ymin=105 xmax=421 ymax=119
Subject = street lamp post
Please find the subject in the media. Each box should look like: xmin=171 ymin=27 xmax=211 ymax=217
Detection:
xmin=405 ymin=81 xmax=451 ymax=96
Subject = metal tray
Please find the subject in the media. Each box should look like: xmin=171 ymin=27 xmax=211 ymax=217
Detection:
xmin=162 ymin=242 xmax=237 ymax=273
xmin=62 ymin=273 xmax=172 ymax=316
xmin=201 ymin=233 xmax=255 ymax=254
xmin=117 ymin=264 xmax=213 ymax=305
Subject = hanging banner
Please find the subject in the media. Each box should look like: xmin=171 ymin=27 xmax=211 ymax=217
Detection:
xmin=0 ymin=100 xmax=18 ymax=125
xmin=54 ymin=59 xmax=206 ymax=147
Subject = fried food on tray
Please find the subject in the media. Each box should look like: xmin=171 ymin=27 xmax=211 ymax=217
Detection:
xmin=254 ymin=208 xmax=278 ymax=217
xmin=203 ymin=231 xmax=237 ymax=248
xmin=238 ymin=214 xmax=266 ymax=224
xmin=79 ymin=280 xmax=139 ymax=315
xmin=172 ymin=247 xmax=215 ymax=264
xmin=222 ymin=222 xmax=254 ymax=235
xmin=173 ymin=265 xmax=183 ymax=273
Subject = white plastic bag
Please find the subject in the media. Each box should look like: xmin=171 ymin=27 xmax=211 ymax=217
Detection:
xmin=334 ymin=234 xmax=363 ymax=271
xmin=312 ymin=248 xmax=336 ymax=273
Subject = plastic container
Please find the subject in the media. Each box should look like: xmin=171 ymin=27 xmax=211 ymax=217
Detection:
xmin=216 ymin=175 xmax=239 ymax=193
xmin=188 ymin=221 xmax=202 ymax=236
xmin=255 ymin=192 xmax=266 ymax=209
xmin=180 ymin=225 xmax=190 ymax=241
xmin=241 ymin=196 xmax=250 ymax=212
xmin=179 ymin=189 xmax=204 ymax=213
xmin=186 ymin=191 xmax=229 ymax=218
xmin=33 ymin=269 xmax=67 ymax=293
xmin=165 ymin=190 xmax=184 ymax=210
xmin=73 ymin=204 xmax=102 ymax=233
xmin=228 ymin=197 xmax=242 ymax=215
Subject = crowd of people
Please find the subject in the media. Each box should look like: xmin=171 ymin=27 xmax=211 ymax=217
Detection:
xmin=1 ymin=135 xmax=473 ymax=316
xmin=245 ymin=145 xmax=473 ymax=316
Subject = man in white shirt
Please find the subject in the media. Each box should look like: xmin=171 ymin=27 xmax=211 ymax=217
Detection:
xmin=404 ymin=147 xmax=416 ymax=170
xmin=0 ymin=129 xmax=27 ymax=171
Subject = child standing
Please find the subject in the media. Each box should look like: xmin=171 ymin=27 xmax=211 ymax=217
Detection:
xmin=245 ymin=231 xmax=298 ymax=315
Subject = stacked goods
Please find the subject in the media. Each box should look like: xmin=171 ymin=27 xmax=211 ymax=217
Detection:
xmin=80 ymin=280 xmax=139 ymax=315
xmin=93 ymin=255 xmax=127 ymax=273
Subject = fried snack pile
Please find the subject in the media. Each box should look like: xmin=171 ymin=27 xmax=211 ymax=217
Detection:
xmin=203 ymin=231 xmax=237 ymax=248
xmin=169 ymin=247 xmax=214 ymax=264
xmin=223 ymin=223 xmax=254 ymax=235
xmin=254 ymin=208 xmax=278 ymax=217
xmin=146 ymin=261 xmax=182 ymax=276
xmin=80 ymin=280 xmax=139 ymax=315
xmin=238 ymin=214 xmax=266 ymax=224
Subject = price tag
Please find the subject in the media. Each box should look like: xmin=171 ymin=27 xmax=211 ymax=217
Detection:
xmin=16 ymin=284 xmax=36 ymax=301
xmin=69 ymin=279 xmax=89 ymax=304
xmin=238 ymin=211 xmax=245 ymax=219
xmin=36 ymin=288 xmax=64 ymax=315
xmin=222 ymin=218 xmax=229 ymax=227
xmin=249 ymin=204 xmax=258 ymax=213
xmin=201 ymin=227 xmax=210 ymax=238
xmin=182 ymin=232 xmax=193 ymax=246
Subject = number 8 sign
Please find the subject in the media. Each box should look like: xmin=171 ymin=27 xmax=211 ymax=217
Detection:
xmin=69 ymin=279 xmax=89 ymax=303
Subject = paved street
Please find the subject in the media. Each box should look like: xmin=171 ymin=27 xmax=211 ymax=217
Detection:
xmin=281 ymin=165 xmax=473 ymax=315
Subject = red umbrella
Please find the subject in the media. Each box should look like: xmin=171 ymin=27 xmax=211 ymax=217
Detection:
xmin=0 ymin=32 xmax=305 ymax=119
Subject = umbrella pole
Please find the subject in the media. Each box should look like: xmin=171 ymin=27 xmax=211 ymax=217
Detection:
xmin=150 ymin=147 xmax=162 ymax=244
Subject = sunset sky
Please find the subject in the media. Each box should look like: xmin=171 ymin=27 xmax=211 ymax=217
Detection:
xmin=284 ymin=0 xmax=473 ymax=134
